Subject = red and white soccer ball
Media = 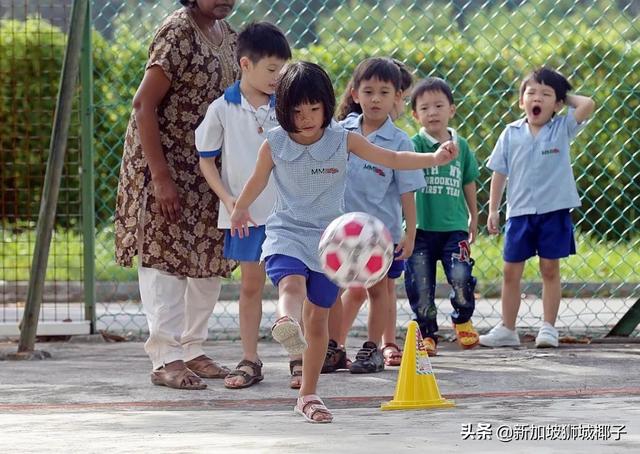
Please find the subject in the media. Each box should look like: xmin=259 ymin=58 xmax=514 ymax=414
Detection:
xmin=318 ymin=212 xmax=394 ymax=288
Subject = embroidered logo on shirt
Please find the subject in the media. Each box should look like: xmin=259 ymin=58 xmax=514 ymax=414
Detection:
xmin=311 ymin=167 xmax=339 ymax=175
xmin=541 ymin=148 xmax=560 ymax=155
xmin=363 ymin=163 xmax=386 ymax=177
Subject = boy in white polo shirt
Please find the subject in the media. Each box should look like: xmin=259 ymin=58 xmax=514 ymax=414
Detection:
xmin=196 ymin=22 xmax=291 ymax=388
xmin=480 ymin=67 xmax=595 ymax=349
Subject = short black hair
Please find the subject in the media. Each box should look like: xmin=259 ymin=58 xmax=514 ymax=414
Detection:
xmin=236 ymin=22 xmax=291 ymax=64
xmin=392 ymin=58 xmax=413 ymax=92
xmin=179 ymin=0 xmax=193 ymax=6
xmin=336 ymin=57 xmax=402 ymax=120
xmin=410 ymin=77 xmax=454 ymax=111
xmin=519 ymin=67 xmax=572 ymax=102
xmin=276 ymin=61 xmax=335 ymax=133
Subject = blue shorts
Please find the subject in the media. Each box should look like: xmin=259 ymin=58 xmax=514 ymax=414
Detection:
xmin=264 ymin=254 xmax=339 ymax=308
xmin=223 ymin=226 xmax=266 ymax=262
xmin=504 ymin=209 xmax=576 ymax=262
xmin=387 ymin=245 xmax=405 ymax=279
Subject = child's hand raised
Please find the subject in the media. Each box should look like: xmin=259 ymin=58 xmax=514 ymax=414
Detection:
xmin=230 ymin=207 xmax=256 ymax=238
xmin=433 ymin=140 xmax=458 ymax=165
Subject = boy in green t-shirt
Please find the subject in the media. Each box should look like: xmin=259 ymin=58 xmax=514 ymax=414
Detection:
xmin=404 ymin=77 xmax=480 ymax=356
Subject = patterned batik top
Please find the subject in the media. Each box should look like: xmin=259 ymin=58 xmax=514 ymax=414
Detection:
xmin=114 ymin=8 xmax=239 ymax=278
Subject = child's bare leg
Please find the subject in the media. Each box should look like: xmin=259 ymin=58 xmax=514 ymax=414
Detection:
xmin=327 ymin=292 xmax=343 ymax=342
xmin=339 ymin=287 xmax=367 ymax=346
xmin=539 ymin=258 xmax=561 ymax=325
xmin=270 ymin=275 xmax=307 ymax=358
xmin=277 ymin=275 xmax=305 ymax=321
xmin=502 ymin=261 xmax=525 ymax=330
xmin=381 ymin=278 xmax=397 ymax=345
xmin=300 ymin=300 xmax=330 ymax=396
xmin=225 ymin=262 xmax=265 ymax=387
xmin=238 ymin=262 xmax=265 ymax=361
xmin=366 ymin=277 xmax=389 ymax=346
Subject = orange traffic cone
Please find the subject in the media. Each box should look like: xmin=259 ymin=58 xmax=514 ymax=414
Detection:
xmin=381 ymin=320 xmax=454 ymax=410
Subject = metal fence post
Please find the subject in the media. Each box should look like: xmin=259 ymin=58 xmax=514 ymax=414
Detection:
xmin=81 ymin=0 xmax=96 ymax=333
xmin=17 ymin=0 xmax=89 ymax=352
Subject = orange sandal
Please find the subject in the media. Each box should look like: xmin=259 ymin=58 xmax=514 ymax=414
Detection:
xmin=454 ymin=320 xmax=480 ymax=349
xmin=381 ymin=342 xmax=403 ymax=366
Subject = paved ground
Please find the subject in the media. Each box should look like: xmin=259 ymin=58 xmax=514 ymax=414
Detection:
xmin=1 ymin=337 xmax=639 ymax=453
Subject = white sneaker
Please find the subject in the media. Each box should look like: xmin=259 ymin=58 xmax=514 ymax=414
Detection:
xmin=479 ymin=323 xmax=520 ymax=347
xmin=535 ymin=322 xmax=559 ymax=348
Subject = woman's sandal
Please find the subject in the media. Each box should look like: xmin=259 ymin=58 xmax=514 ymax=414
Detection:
xmin=272 ymin=315 xmax=307 ymax=356
xmin=224 ymin=359 xmax=264 ymax=389
xmin=289 ymin=359 xmax=303 ymax=389
xmin=294 ymin=394 xmax=333 ymax=423
xmin=150 ymin=366 xmax=207 ymax=390
xmin=381 ymin=342 xmax=403 ymax=367
xmin=185 ymin=355 xmax=230 ymax=379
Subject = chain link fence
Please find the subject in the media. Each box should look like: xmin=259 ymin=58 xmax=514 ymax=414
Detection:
xmin=1 ymin=0 xmax=638 ymax=338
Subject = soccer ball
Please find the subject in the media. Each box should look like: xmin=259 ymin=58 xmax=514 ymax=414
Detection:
xmin=318 ymin=212 xmax=394 ymax=288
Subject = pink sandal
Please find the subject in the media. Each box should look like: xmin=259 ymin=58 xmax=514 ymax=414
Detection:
xmin=271 ymin=315 xmax=307 ymax=355
xmin=294 ymin=394 xmax=333 ymax=423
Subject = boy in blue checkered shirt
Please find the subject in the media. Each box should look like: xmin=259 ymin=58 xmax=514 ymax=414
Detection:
xmin=480 ymin=67 xmax=595 ymax=348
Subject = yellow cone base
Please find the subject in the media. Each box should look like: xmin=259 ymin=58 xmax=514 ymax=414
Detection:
xmin=381 ymin=320 xmax=455 ymax=412
xmin=381 ymin=397 xmax=455 ymax=411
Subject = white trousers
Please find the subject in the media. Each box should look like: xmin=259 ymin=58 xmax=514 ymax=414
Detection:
xmin=138 ymin=266 xmax=222 ymax=370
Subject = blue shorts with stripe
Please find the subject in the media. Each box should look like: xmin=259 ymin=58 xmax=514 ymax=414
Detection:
xmin=223 ymin=226 xmax=266 ymax=262
xmin=504 ymin=209 xmax=576 ymax=262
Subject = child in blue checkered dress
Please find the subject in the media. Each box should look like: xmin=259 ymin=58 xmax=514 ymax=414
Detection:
xmin=229 ymin=61 xmax=458 ymax=424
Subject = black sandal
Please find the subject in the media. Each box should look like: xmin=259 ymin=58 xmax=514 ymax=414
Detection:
xmin=224 ymin=359 xmax=264 ymax=389
xmin=289 ymin=359 xmax=303 ymax=389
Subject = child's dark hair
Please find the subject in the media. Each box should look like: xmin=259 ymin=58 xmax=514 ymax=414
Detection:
xmin=393 ymin=58 xmax=413 ymax=92
xmin=179 ymin=0 xmax=193 ymax=6
xmin=519 ymin=67 xmax=572 ymax=102
xmin=237 ymin=22 xmax=291 ymax=64
xmin=410 ymin=77 xmax=454 ymax=111
xmin=276 ymin=61 xmax=335 ymax=133
xmin=336 ymin=57 xmax=402 ymax=121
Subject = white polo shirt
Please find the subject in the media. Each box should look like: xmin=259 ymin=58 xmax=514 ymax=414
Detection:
xmin=195 ymin=81 xmax=278 ymax=228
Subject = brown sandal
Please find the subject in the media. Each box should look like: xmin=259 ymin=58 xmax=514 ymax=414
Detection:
xmin=150 ymin=367 xmax=207 ymax=390
xmin=289 ymin=359 xmax=302 ymax=389
xmin=294 ymin=394 xmax=333 ymax=423
xmin=381 ymin=342 xmax=403 ymax=367
xmin=185 ymin=355 xmax=230 ymax=379
xmin=224 ymin=359 xmax=264 ymax=389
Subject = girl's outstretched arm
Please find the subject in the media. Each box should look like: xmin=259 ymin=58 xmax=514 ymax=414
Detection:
xmin=230 ymin=140 xmax=275 ymax=238
xmin=348 ymin=132 xmax=457 ymax=169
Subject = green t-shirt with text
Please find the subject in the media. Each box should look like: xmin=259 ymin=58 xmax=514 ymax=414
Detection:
xmin=413 ymin=128 xmax=479 ymax=232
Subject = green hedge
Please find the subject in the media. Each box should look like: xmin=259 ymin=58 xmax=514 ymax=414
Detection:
xmin=1 ymin=18 xmax=638 ymax=239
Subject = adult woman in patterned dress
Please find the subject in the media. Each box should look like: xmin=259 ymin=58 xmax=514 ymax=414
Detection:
xmin=114 ymin=0 xmax=238 ymax=390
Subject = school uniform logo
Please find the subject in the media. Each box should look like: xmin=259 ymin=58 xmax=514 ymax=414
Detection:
xmin=541 ymin=148 xmax=560 ymax=155
xmin=363 ymin=163 xmax=386 ymax=177
xmin=311 ymin=167 xmax=339 ymax=175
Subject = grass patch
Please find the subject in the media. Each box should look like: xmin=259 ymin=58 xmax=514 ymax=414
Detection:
xmin=1 ymin=227 xmax=638 ymax=284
